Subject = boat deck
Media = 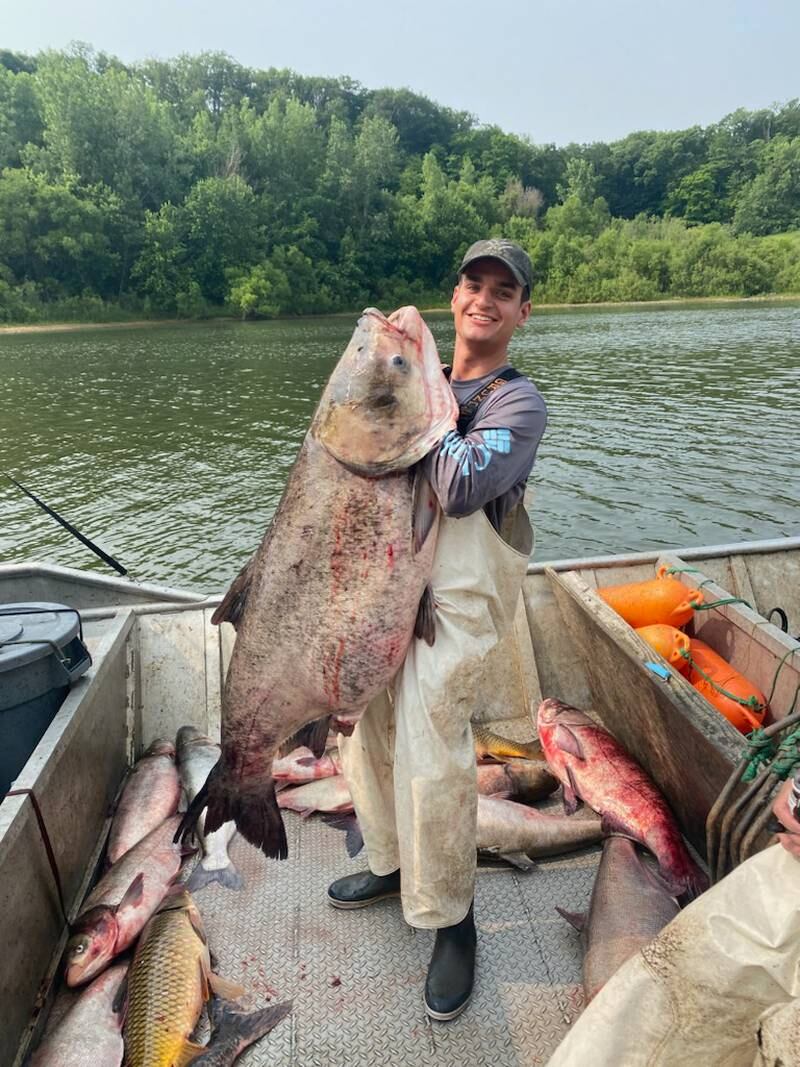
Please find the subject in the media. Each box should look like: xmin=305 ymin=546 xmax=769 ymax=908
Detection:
xmin=183 ymin=814 xmax=596 ymax=1067
xmin=42 ymin=805 xmax=601 ymax=1067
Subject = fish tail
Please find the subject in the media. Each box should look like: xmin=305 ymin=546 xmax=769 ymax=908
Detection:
xmin=186 ymin=860 xmax=244 ymax=892
xmin=204 ymin=774 xmax=288 ymax=861
xmin=209 ymin=998 xmax=293 ymax=1050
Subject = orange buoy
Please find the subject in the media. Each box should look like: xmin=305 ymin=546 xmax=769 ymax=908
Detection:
xmin=597 ymin=566 xmax=703 ymax=628
xmin=635 ymin=624 xmax=691 ymax=675
xmin=687 ymin=638 xmax=767 ymax=734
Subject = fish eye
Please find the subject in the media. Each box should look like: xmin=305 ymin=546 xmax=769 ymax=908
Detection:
xmin=72 ymin=942 xmax=86 ymax=956
xmin=391 ymin=354 xmax=407 ymax=369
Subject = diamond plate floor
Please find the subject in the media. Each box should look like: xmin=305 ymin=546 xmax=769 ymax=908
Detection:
xmin=190 ymin=813 xmax=599 ymax=1067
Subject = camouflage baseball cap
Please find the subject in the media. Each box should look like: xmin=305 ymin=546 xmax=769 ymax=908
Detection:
xmin=458 ymin=238 xmax=533 ymax=293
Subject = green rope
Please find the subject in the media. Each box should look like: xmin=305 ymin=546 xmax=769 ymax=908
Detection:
xmin=766 ymin=646 xmax=800 ymax=707
xmin=662 ymin=566 xmax=703 ymax=576
xmin=742 ymin=727 xmax=778 ymax=782
xmin=679 ymin=648 xmax=765 ymax=711
xmin=769 ymin=728 xmax=800 ymax=780
xmin=692 ymin=596 xmax=753 ymax=611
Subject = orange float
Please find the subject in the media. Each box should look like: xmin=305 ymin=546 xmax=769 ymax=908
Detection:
xmin=597 ymin=566 xmax=703 ymax=628
xmin=635 ymin=624 xmax=691 ymax=675
xmin=687 ymin=638 xmax=767 ymax=734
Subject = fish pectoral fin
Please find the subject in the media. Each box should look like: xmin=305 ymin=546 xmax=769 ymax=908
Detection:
xmin=321 ymin=812 xmax=364 ymax=857
xmin=117 ymin=871 xmax=145 ymax=912
xmin=554 ymin=724 xmax=586 ymax=760
xmin=411 ymin=471 xmax=438 ymax=554
xmin=175 ymin=1039 xmax=207 ymax=1067
xmin=600 ymin=812 xmax=635 ymax=839
xmin=498 ymin=851 xmax=536 ymax=871
xmin=281 ymin=717 xmax=331 ymax=760
xmin=414 ymin=584 xmax=436 ymax=646
xmin=562 ymin=767 xmax=582 ymax=816
xmin=187 ymin=906 xmax=209 ymax=947
xmin=555 ymin=906 xmax=587 ymax=932
xmin=208 ymin=971 xmax=246 ymax=1001
xmin=111 ymin=972 xmax=128 ymax=1018
xmin=211 ymin=555 xmax=256 ymax=629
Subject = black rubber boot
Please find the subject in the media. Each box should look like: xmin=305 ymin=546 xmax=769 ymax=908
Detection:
xmin=327 ymin=868 xmax=401 ymax=909
xmin=423 ymin=903 xmax=477 ymax=1021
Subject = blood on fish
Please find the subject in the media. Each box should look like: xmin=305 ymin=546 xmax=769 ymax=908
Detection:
xmin=323 ymin=637 xmax=346 ymax=705
xmin=386 ymin=543 xmax=395 ymax=569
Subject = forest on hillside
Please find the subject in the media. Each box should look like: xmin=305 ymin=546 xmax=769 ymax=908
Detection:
xmin=1 ymin=45 xmax=799 ymax=322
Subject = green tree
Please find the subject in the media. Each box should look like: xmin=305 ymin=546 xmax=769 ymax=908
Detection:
xmin=732 ymin=137 xmax=800 ymax=235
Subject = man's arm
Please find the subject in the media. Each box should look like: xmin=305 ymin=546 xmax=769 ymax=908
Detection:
xmin=422 ymin=383 xmax=547 ymax=517
xmin=773 ymin=774 xmax=800 ymax=859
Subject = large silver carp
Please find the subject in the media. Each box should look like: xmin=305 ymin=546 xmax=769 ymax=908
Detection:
xmin=179 ymin=307 xmax=457 ymax=860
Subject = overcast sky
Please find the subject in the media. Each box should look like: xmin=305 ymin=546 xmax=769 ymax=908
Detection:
xmin=3 ymin=0 xmax=798 ymax=145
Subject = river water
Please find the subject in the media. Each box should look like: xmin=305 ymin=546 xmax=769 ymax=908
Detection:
xmin=0 ymin=302 xmax=798 ymax=593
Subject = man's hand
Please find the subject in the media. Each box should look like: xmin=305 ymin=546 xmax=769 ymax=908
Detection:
xmin=772 ymin=777 xmax=800 ymax=859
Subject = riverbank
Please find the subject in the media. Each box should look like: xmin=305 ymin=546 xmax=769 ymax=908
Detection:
xmin=2 ymin=292 xmax=799 ymax=335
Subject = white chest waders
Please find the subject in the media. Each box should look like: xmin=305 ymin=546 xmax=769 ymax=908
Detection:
xmin=546 ymin=843 xmax=800 ymax=1067
xmin=339 ymin=503 xmax=532 ymax=929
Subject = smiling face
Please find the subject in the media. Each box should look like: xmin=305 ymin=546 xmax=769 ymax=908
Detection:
xmin=451 ymin=257 xmax=531 ymax=367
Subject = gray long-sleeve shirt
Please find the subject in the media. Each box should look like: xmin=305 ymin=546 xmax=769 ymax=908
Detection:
xmin=422 ymin=366 xmax=548 ymax=532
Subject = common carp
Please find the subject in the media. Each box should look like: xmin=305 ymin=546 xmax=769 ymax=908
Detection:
xmin=476 ymin=795 xmax=603 ymax=858
xmin=557 ymin=834 xmax=680 ymax=1001
xmin=124 ymin=888 xmax=243 ymax=1067
xmin=65 ymin=816 xmax=184 ymax=987
xmin=537 ymin=698 xmax=707 ymax=897
xmin=177 ymin=726 xmax=242 ymax=892
xmin=473 ymin=723 xmax=543 ymax=762
xmin=180 ymin=307 xmax=457 ymax=860
xmin=476 ymin=759 xmax=559 ymax=803
xmin=30 ymin=962 xmax=127 ymax=1066
xmin=106 ymin=738 xmax=181 ymax=865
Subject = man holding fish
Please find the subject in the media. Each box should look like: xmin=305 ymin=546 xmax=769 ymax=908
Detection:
xmin=329 ymin=239 xmax=548 ymax=1020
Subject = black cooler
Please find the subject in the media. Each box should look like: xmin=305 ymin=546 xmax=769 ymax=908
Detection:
xmin=0 ymin=603 xmax=92 ymax=796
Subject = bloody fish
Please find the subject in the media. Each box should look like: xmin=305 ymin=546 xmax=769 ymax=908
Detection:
xmin=272 ymin=746 xmax=341 ymax=784
xmin=65 ymin=816 xmax=185 ymax=987
xmin=537 ymin=698 xmax=707 ymax=898
xmin=179 ymin=307 xmax=457 ymax=860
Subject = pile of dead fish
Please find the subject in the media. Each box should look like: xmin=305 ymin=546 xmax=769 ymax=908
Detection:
xmin=272 ymin=721 xmax=609 ymax=868
xmin=537 ymin=696 xmax=709 ymax=1003
xmin=31 ymin=729 xmax=291 ymax=1067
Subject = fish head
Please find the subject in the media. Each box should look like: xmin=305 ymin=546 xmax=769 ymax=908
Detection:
xmin=144 ymin=737 xmax=175 ymax=758
xmin=537 ymin=698 xmax=594 ymax=731
xmin=312 ymin=306 xmax=458 ymax=474
xmin=177 ymin=725 xmax=206 ymax=747
xmin=65 ymin=907 xmax=118 ymax=986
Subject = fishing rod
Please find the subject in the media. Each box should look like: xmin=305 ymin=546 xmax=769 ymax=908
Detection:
xmin=3 ymin=472 xmax=129 ymax=577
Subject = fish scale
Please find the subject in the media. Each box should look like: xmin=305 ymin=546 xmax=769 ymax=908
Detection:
xmin=124 ymin=892 xmax=208 ymax=1067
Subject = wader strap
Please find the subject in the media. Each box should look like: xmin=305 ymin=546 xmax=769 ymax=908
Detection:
xmin=443 ymin=366 xmax=523 ymax=435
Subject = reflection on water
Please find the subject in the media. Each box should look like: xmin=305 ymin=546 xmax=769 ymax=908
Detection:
xmin=0 ymin=302 xmax=798 ymax=592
